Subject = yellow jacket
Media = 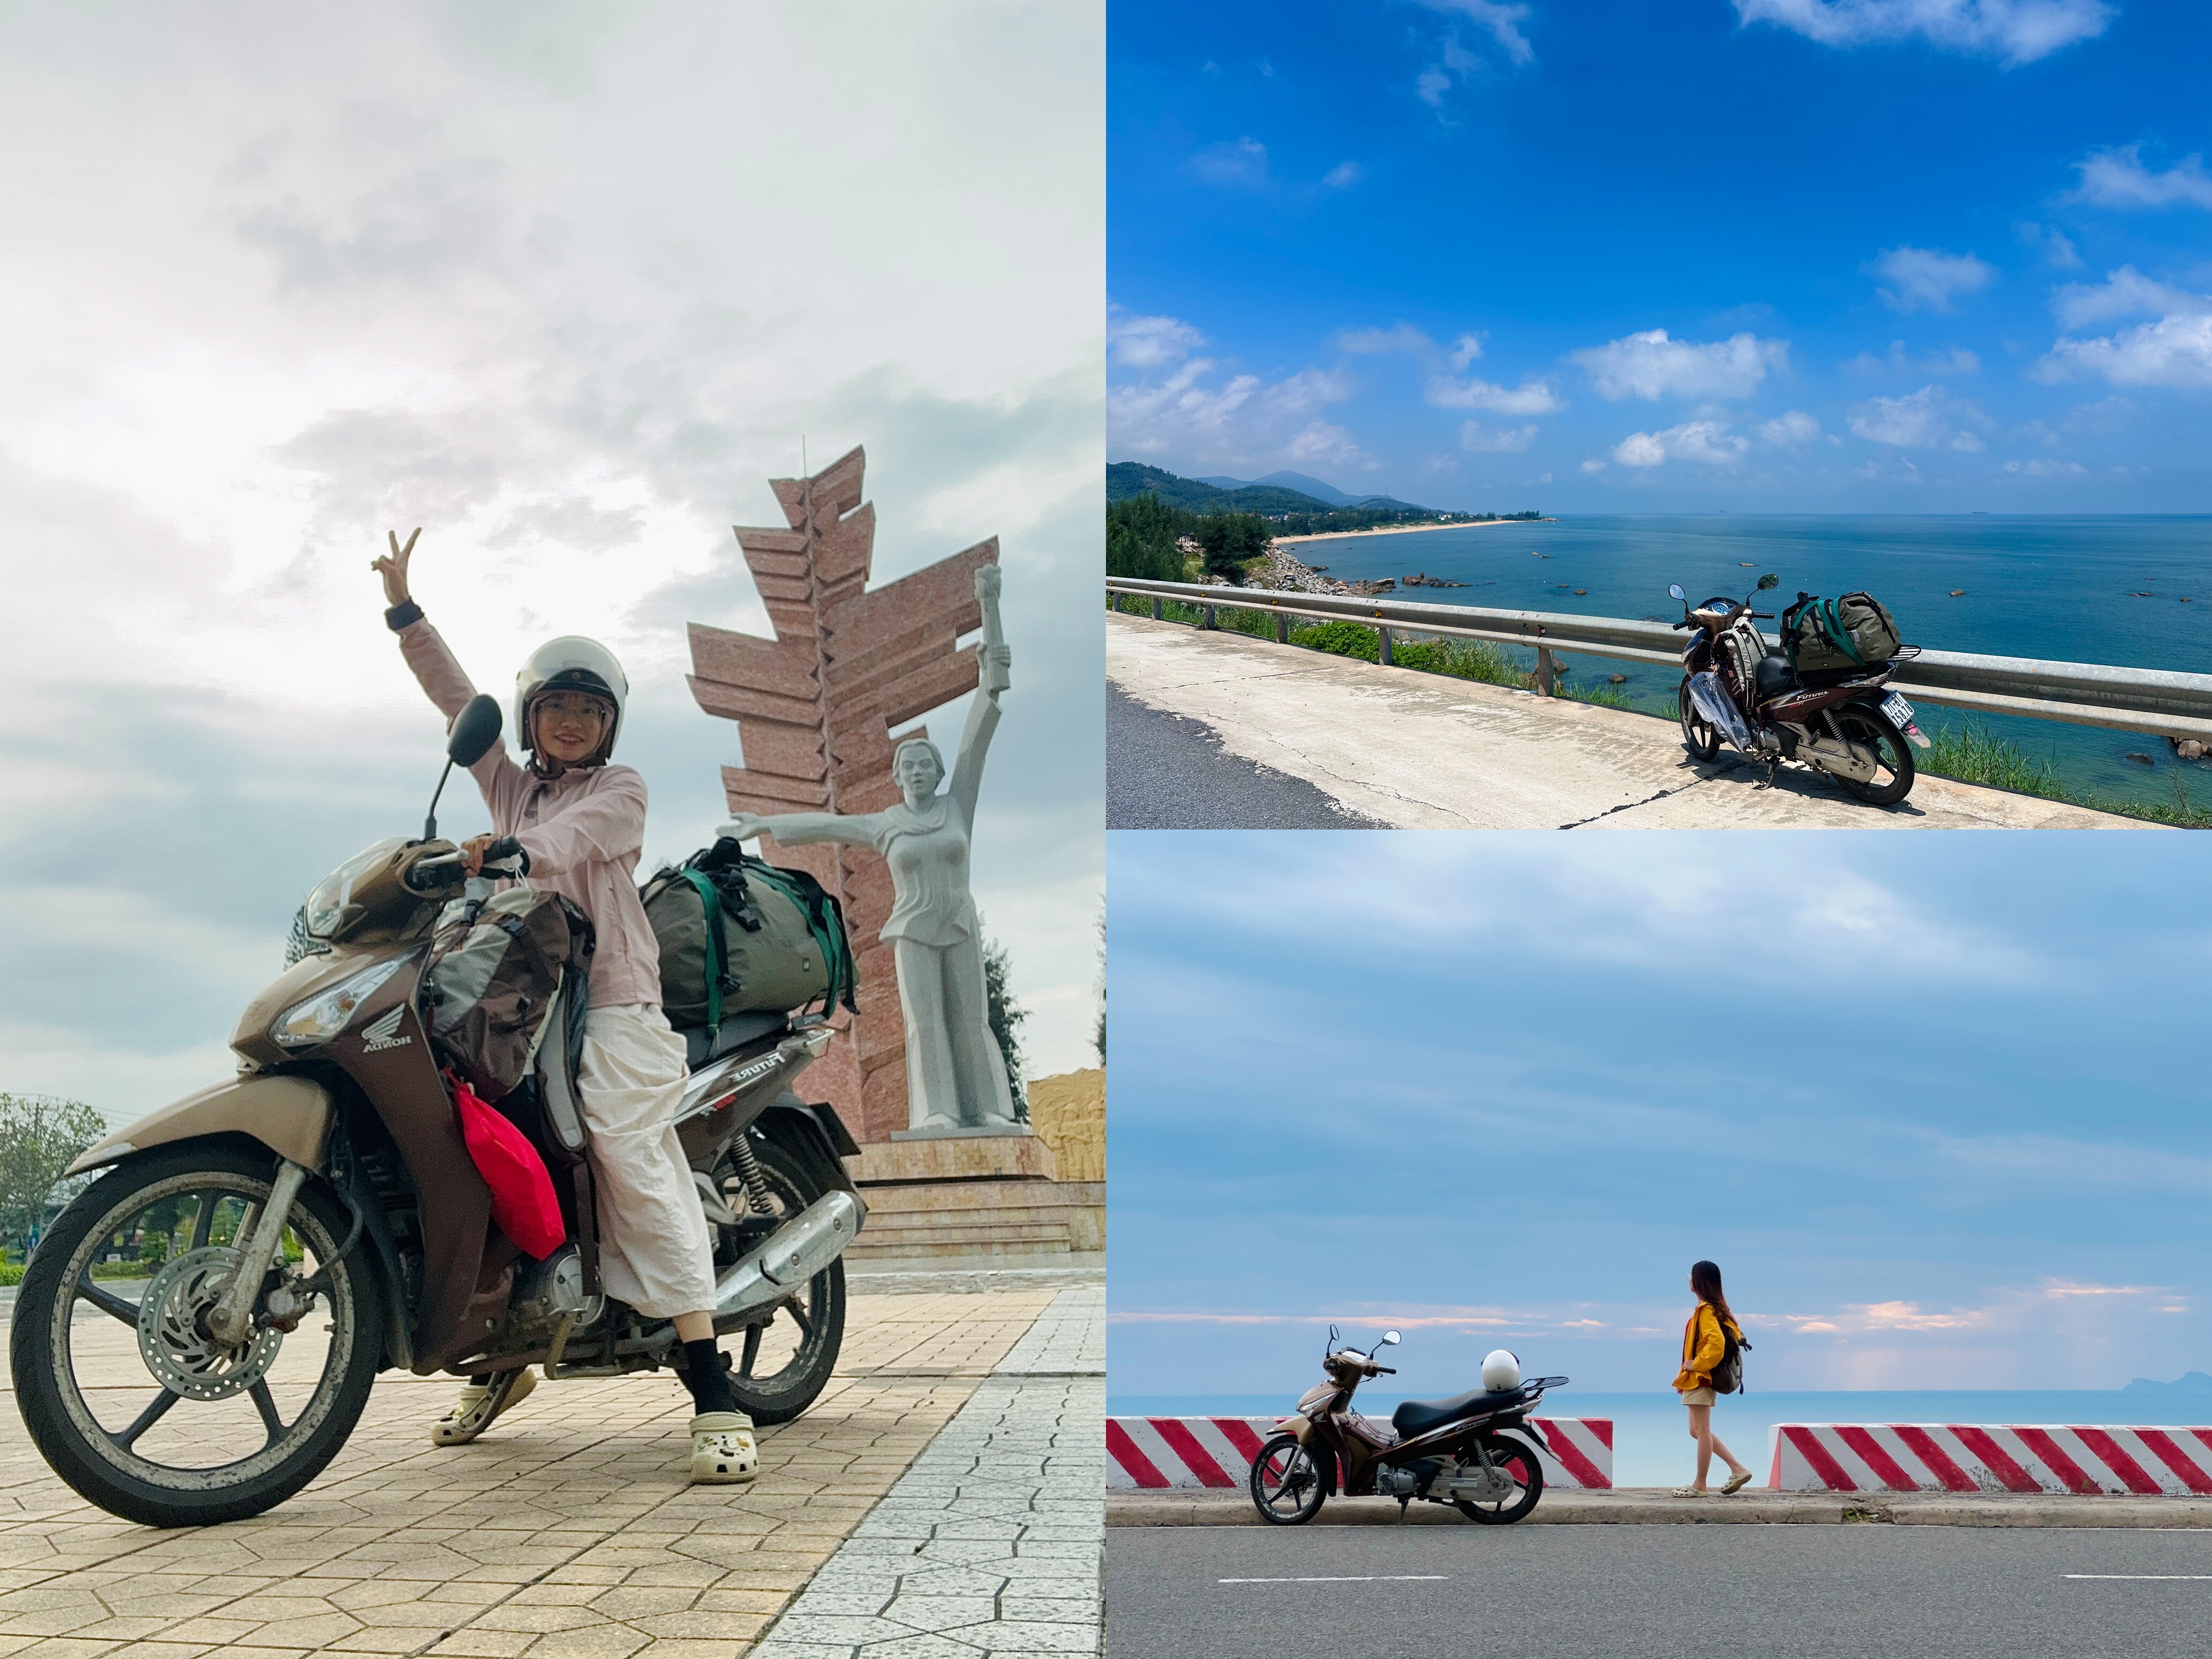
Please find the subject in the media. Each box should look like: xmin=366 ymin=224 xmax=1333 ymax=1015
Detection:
xmin=1672 ymin=1302 xmax=1740 ymax=1394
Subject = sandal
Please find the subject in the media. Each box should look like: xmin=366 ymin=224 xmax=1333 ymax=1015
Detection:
xmin=1670 ymin=1486 xmax=1711 ymax=1497
xmin=688 ymin=1411 xmax=759 ymax=1484
xmin=1722 ymin=1470 xmax=1753 ymax=1494
xmin=431 ymin=1368 xmax=536 ymax=1447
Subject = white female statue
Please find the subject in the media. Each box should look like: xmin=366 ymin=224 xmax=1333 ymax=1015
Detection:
xmin=721 ymin=565 xmax=1018 ymax=1134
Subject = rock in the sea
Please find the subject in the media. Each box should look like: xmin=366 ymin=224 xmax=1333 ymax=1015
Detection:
xmin=1574 ymin=588 xmax=1587 ymax=596
xmin=1608 ymin=674 xmax=1627 ymax=684
xmin=2172 ymin=739 xmax=2205 ymax=761
xmin=2125 ymin=752 xmax=2156 ymax=765
xmin=1949 ymin=589 xmax=1965 ymax=597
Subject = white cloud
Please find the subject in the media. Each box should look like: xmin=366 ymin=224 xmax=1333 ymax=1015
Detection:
xmin=1322 ymin=160 xmax=1364 ymax=190
xmin=2049 ymin=265 xmax=2210 ymax=331
xmin=1759 ymin=410 xmax=1823 ymax=446
xmin=1415 ymin=67 xmax=1453 ymax=106
xmin=1733 ymin=0 xmax=2114 ymax=65
xmin=2002 ymin=458 xmax=2087 ymax=476
xmin=1108 ymin=307 xmax=1204 ymax=368
xmin=1460 ymin=421 xmax=1538 ymax=452
xmin=2015 ymin=220 xmax=2082 ymax=268
xmin=1611 ymin=421 xmax=1749 ymax=467
xmin=1568 ymin=328 xmax=1788 ymax=401
xmin=2034 ymin=313 xmax=2212 ymax=387
xmin=1109 ymin=351 xmax=1361 ymax=469
xmin=1285 ymin=421 xmax=1361 ymax=465
xmin=2070 ymin=145 xmax=2212 ymax=210
xmin=1190 ymin=135 xmax=1267 ymax=186
xmin=1846 ymin=383 xmax=1994 ymax=449
xmin=1413 ymin=1 xmax=1537 ymax=65
xmin=1843 ymin=340 xmax=1982 ymax=377
xmin=1871 ymin=245 xmax=1997 ymax=313
xmin=1449 ymin=333 xmax=1484 ymax=369
xmin=1425 ymin=372 xmax=1566 ymax=414
xmin=1335 ymin=323 xmax=1435 ymax=355
xmin=1579 ymin=458 xmax=1606 ymax=473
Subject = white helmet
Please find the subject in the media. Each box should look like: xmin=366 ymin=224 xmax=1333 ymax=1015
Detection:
xmin=515 ymin=637 xmax=628 ymax=764
xmin=1481 ymin=1349 xmax=1522 ymax=1392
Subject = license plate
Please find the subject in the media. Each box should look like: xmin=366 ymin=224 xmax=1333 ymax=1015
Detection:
xmin=1882 ymin=692 xmax=1915 ymax=728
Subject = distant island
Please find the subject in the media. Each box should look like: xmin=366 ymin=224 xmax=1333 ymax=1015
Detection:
xmin=1107 ymin=462 xmax=1541 ymax=536
xmin=2122 ymin=1370 xmax=2212 ymax=1394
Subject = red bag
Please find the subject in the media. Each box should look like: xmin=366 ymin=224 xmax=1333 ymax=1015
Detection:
xmin=451 ymin=1077 xmax=565 ymax=1259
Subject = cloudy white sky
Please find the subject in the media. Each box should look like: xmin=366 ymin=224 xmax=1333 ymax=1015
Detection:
xmin=1110 ymin=832 xmax=2212 ymax=1396
xmin=0 ymin=3 xmax=1103 ymax=1124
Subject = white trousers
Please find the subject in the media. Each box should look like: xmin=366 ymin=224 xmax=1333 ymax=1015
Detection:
xmin=891 ymin=935 xmax=1017 ymax=1131
xmin=575 ymin=1003 xmax=716 ymax=1320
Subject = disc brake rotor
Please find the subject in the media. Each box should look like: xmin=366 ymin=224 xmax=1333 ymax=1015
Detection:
xmin=135 ymin=1246 xmax=284 ymax=1401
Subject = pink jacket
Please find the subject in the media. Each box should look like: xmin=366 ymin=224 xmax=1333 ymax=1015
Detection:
xmin=399 ymin=619 xmax=662 ymax=1010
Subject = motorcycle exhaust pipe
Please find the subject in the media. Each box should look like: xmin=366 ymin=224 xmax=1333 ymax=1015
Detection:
xmin=1686 ymin=670 xmax=1757 ymax=754
xmin=713 ymin=1189 xmax=866 ymax=1327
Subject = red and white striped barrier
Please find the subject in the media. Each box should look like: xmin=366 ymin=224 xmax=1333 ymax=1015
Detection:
xmin=1108 ymin=1416 xmax=1613 ymax=1492
xmin=1770 ymin=1423 xmax=2212 ymax=1496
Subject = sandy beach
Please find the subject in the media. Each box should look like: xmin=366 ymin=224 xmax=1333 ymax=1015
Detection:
xmin=1276 ymin=517 xmax=1551 ymax=548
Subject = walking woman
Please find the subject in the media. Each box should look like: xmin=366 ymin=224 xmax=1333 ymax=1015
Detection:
xmin=1673 ymin=1259 xmax=1754 ymax=1495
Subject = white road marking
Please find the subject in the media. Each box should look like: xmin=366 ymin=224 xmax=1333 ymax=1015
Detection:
xmin=1219 ymin=1576 xmax=1450 ymax=1584
xmin=2065 ymin=1575 xmax=2212 ymax=1581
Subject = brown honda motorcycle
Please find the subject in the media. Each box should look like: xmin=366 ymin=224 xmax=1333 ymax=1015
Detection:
xmin=1672 ymin=573 xmax=1928 ymax=806
xmin=12 ymin=696 xmax=864 ymax=1527
xmin=1248 ymin=1328 xmax=1567 ymax=1526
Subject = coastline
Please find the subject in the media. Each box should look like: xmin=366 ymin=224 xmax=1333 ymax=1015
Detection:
xmin=1276 ymin=517 xmax=1551 ymax=548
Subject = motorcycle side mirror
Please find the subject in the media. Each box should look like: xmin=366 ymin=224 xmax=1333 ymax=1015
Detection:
xmin=447 ymin=695 xmax=504 ymax=766
xmin=1756 ymin=572 xmax=1779 ymax=591
xmin=426 ymin=695 xmax=504 ymax=841
xmin=1380 ymin=1330 xmax=1402 ymax=1347
xmin=1668 ymin=583 xmax=1686 ymax=602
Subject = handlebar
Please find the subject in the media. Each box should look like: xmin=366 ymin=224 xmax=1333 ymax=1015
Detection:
xmin=1372 ymin=1365 xmax=1396 ymax=1375
xmin=1750 ymin=611 xmax=1775 ymax=620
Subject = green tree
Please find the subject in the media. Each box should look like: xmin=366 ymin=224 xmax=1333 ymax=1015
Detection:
xmin=982 ymin=932 xmax=1030 ymax=1121
xmin=1106 ymin=492 xmax=1190 ymax=582
xmin=1196 ymin=512 xmax=1271 ymax=584
xmin=0 ymin=1093 xmax=106 ymax=1253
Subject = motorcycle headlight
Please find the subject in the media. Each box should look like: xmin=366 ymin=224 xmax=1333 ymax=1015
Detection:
xmin=272 ymin=956 xmax=408 ymax=1048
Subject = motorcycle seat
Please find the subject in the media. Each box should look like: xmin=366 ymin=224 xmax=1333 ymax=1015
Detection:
xmin=682 ymin=1010 xmax=794 ymax=1070
xmin=1390 ymin=1386 xmax=1526 ymax=1438
xmin=1752 ymin=652 xmax=1797 ymax=703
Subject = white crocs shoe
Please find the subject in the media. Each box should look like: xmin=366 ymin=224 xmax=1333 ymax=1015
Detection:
xmin=689 ymin=1410 xmax=759 ymax=1484
xmin=431 ymin=1368 xmax=536 ymax=1447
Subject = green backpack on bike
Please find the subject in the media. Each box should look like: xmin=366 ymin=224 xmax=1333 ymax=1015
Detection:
xmin=640 ymin=842 xmax=857 ymax=1036
xmin=1781 ymin=590 xmax=1902 ymax=676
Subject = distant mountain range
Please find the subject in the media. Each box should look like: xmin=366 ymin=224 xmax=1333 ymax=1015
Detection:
xmin=1107 ymin=461 xmax=1435 ymax=517
xmin=2122 ymin=1370 xmax=2212 ymax=1394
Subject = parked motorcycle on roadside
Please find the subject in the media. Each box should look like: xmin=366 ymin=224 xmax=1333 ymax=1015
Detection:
xmin=1671 ymin=573 xmax=1929 ymax=806
xmin=1248 ymin=1328 xmax=1567 ymax=1526
xmin=11 ymin=696 xmax=865 ymax=1527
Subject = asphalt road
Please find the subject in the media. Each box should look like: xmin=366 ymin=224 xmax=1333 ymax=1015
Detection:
xmin=1105 ymin=1525 xmax=2212 ymax=1659
xmin=1107 ymin=683 xmax=1385 ymax=830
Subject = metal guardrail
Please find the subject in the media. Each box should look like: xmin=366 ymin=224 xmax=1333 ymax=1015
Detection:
xmin=1107 ymin=577 xmax=2212 ymax=743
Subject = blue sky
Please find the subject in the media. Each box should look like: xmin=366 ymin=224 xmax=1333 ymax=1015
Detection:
xmin=1109 ymin=0 xmax=2212 ymax=511
xmin=1108 ymin=832 xmax=2212 ymax=1400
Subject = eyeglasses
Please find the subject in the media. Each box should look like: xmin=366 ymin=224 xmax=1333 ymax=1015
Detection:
xmin=538 ymin=695 xmax=609 ymax=728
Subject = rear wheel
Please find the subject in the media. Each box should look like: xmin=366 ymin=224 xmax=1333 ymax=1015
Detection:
xmin=1678 ymin=679 xmax=1720 ymax=762
xmin=9 ymin=1144 xmax=384 ymax=1527
xmin=1832 ymin=707 xmax=1915 ymax=805
xmin=1456 ymin=1432 xmax=1544 ymax=1525
xmin=1250 ymin=1432 xmax=1328 ymax=1525
xmin=708 ymin=1130 xmax=845 ymax=1425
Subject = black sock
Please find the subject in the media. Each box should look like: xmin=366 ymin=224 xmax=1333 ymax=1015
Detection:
xmin=681 ymin=1338 xmax=737 ymax=1415
xmin=467 ymin=1373 xmax=492 ymax=1386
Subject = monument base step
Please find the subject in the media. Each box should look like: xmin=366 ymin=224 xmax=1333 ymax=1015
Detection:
xmin=846 ymin=1175 xmax=1104 ymax=1260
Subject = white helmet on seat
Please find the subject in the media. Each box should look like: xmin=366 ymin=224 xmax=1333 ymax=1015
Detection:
xmin=1481 ymin=1349 xmax=1522 ymax=1392
xmin=515 ymin=637 xmax=628 ymax=764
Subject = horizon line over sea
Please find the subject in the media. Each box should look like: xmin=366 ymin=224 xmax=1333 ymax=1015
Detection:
xmin=1262 ymin=512 xmax=2212 ymax=811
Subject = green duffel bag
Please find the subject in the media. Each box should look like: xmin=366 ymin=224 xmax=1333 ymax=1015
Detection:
xmin=641 ymin=842 xmax=857 ymax=1035
xmin=1781 ymin=590 xmax=1903 ymax=675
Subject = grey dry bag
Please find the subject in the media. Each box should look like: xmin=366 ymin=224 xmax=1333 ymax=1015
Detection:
xmin=640 ymin=841 xmax=856 ymax=1036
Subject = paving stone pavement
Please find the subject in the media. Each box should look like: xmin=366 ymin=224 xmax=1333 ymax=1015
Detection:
xmin=0 ymin=1284 xmax=1082 ymax=1656
xmin=747 ymin=1285 xmax=1105 ymax=1658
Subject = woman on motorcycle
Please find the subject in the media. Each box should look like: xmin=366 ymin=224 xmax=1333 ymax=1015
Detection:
xmin=1673 ymin=1259 xmax=1753 ymax=1496
xmin=372 ymin=528 xmax=756 ymax=1486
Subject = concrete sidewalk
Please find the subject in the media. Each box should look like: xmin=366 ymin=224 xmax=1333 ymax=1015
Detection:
xmin=0 ymin=1281 xmax=1098 ymax=1656
xmin=1107 ymin=613 xmax=2155 ymax=831
xmin=1109 ymin=1489 xmax=2212 ymax=1528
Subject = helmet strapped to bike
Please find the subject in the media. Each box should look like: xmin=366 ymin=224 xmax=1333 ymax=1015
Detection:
xmin=515 ymin=637 xmax=628 ymax=768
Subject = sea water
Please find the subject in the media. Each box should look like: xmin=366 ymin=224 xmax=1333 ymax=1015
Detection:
xmin=1288 ymin=514 xmax=2212 ymax=811
xmin=1108 ymin=1390 xmax=2212 ymax=1489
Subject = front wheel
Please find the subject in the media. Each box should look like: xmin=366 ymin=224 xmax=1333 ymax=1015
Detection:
xmin=1457 ymin=1432 xmax=1544 ymax=1525
xmin=1250 ymin=1432 xmax=1329 ymax=1525
xmin=709 ymin=1129 xmax=846 ymax=1425
xmin=1678 ymin=679 xmax=1720 ymax=763
xmin=9 ymin=1143 xmax=385 ymax=1527
xmin=1831 ymin=707 xmax=1916 ymax=806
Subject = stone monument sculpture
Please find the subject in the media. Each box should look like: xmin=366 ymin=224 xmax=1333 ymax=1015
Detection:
xmin=722 ymin=564 xmax=1014 ymax=1134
